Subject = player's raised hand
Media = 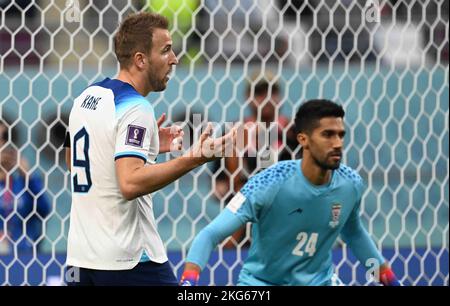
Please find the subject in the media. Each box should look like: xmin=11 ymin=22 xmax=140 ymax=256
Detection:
xmin=183 ymin=123 xmax=237 ymax=163
xmin=157 ymin=113 xmax=184 ymax=153
xmin=156 ymin=113 xmax=166 ymax=128
xmin=201 ymin=124 xmax=237 ymax=160
xmin=182 ymin=122 xmax=213 ymax=161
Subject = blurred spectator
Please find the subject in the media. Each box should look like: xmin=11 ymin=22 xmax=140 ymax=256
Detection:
xmin=381 ymin=0 xmax=449 ymax=64
xmin=307 ymin=0 xmax=449 ymax=66
xmin=276 ymin=0 xmax=314 ymax=66
xmin=309 ymin=0 xmax=376 ymax=63
xmin=0 ymin=0 xmax=39 ymax=66
xmin=212 ymin=70 xmax=299 ymax=247
xmin=197 ymin=0 xmax=288 ymax=64
xmin=0 ymin=121 xmax=51 ymax=254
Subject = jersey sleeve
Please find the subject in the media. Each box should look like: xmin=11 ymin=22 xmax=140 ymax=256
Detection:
xmin=340 ymin=174 xmax=385 ymax=268
xmin=114 ymin=100 xmax=155 ymax=163
xmin=186 ymin=209 xmax=245 ymax=270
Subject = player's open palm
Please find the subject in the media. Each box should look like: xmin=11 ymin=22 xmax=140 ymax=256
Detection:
xmin=157 ymin=113 xmax=184 ymax=153
xmin=183 ymin=123 xmax=236 ymax=163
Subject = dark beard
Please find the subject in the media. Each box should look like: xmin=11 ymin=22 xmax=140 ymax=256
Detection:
xmin=151 ymin=80 xmax=165 ymax=91
xmin=149 ymin=75 xmax=165 ymax=92
xmin=311 ymin=153 xmax=341 ymax=170
xmin=147 ymin=65 xmax=166 ymax=92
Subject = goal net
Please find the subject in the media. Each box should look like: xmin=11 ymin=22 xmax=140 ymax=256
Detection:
xmin=0 ymin=0 xmax=448 ymax=285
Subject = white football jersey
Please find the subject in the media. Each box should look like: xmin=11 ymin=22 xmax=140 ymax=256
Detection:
xmin=66 ymin=78 xmax=167 ymax=270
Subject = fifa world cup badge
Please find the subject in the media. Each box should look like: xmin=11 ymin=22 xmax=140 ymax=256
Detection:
xmin=329 ymin=204 xmax=342 ymax=228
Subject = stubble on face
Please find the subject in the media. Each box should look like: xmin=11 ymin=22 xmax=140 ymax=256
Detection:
xmin=146 ymin=29 xmax=174 ymax=92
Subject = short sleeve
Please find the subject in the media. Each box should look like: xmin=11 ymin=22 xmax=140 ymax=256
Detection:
xmin=114 ymin=101 xmax=155 ymax=163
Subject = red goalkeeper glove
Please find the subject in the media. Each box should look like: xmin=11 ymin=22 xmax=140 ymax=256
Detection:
xmin=380 ymin=267 xmax=401 ymax=286
xmin=180 ymin=270 xmax=199 ymax=286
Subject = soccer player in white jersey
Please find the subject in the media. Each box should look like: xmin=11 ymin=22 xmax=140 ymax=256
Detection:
xmin=64 ymin=12 xmax=235 ymax=286
xmin=180 ymin=100 xmax=401 ymax=286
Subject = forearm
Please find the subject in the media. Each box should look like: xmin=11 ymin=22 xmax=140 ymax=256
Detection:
xmin=118 ymin=156 xmax=202 ymax=200
xmin=186 ymin=209 xmax=244 ymax=269
xmin=180 ymin=209 xmax=244 ymax=286
xmin=179 ymin=228 xmax=219 ymax=286
xmin=342 ymin=214 xmax=400 ymax=285
xmin=185 ymin=227 xmax=223 ymax=270
xmin=342 ymin=224 xmax=385 ymax=267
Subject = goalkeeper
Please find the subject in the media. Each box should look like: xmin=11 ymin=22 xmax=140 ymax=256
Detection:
xmin=181 ymin=100 xmax=401 ymax=286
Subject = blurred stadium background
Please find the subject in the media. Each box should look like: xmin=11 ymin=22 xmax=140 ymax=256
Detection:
xmin=0 ymin=0 xmax=448 ymax=285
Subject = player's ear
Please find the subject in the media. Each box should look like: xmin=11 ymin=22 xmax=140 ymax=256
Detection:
xmin=134 ymin=52 xmax=146 ymax=69
xmin=297 ymin=132 xmax=308 ymax=149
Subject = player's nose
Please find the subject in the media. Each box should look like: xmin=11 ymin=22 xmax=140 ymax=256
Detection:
xmin=332 ymin=136 xmax=343 ymax=150
xmin=170 ymin=50 xmax=179 ymax=65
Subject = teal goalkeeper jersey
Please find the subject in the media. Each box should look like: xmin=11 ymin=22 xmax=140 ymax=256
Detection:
xmin=186 ymin=160 xmax=385 ymax=285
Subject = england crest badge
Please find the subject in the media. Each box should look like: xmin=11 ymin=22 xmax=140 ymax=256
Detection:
xmin=329 ymin=204 xmax=342 ymax=228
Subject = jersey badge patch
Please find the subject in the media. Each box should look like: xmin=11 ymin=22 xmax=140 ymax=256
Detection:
xmin=126 ymin=125 xmax=146 ymax=147
xmin=329 ymin=203 xmax=342 ymax=228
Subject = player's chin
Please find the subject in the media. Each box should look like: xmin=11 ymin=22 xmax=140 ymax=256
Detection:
xmin=328 ymin=157 xmax=341 ymax=169
xmin=153 ymin=82 xmax=167 ymax=92
xmin=329 ymin=162 xmax=341 ymax=170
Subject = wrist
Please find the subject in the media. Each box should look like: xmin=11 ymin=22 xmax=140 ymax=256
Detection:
xmin=380 ymin=267 xmax=400 ymax=286
xmin=180 ymin=269 xmax=199 ymax=286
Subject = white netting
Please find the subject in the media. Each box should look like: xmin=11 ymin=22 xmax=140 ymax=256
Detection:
xmin=0 ymin=0 xmax=448 ymax=285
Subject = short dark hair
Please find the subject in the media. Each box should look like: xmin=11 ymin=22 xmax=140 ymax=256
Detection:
xmin=294 ymin=99 xmax=345 ymax=134
xmin=114 ymin=12 xmax=169 ymax=69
